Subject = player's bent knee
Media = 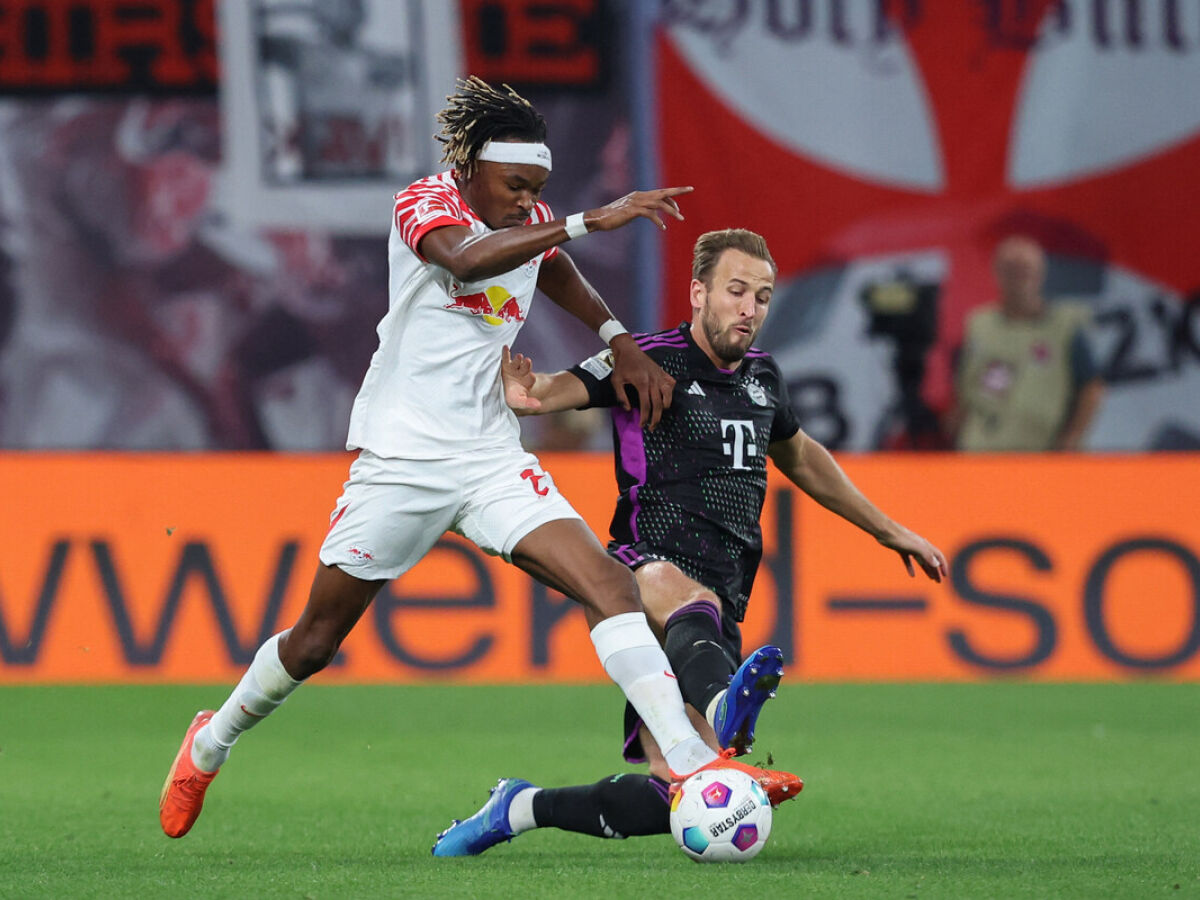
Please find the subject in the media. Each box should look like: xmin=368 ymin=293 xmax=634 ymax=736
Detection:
xmin=583 ymin=558 xmax=641 ymax=618
xmin=280 ymin=626 xmax=342 ymax=680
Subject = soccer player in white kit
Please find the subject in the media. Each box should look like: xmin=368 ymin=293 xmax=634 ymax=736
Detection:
xmin=159 ymin=77 xmax=801 ymax=840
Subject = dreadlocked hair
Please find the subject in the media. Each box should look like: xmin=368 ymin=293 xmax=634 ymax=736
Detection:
xmin=435 ymin=76 xmax=547 ymax=178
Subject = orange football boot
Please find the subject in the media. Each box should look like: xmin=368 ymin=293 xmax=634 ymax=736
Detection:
xmin=670 ymin=747 xmax=803 ymax=808
xmin=159 ymin=710 xmax=219 ymax=838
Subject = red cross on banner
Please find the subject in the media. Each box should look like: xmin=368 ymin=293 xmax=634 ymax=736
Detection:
xmin=658 ymin=0 xmax=1200 ymax=451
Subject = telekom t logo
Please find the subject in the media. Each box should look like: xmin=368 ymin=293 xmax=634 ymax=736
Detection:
xmin=721 ymin=420 xmax=757 ymax=470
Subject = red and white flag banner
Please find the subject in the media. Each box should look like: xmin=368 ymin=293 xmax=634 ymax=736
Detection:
xmin=657 ymin=0 xmax=1200 ymax=450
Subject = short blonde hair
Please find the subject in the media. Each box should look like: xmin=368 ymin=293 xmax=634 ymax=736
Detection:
xmin=692 ymin=229 xmax=776 ymax=286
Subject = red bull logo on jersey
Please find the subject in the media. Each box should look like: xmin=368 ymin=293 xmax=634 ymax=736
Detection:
xmin=444 ymin=285 xmax=524 ymax=326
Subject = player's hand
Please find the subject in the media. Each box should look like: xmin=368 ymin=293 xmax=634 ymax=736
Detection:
xmin=609 ymin=334 xmax=674 ymax=429
xmin=879 ymin=528 xmax=948 ymax=583
xmin=501 ymin=345 xmax=541 ymax=413
xmin=583 ymin=186 xmax=693 ymax=233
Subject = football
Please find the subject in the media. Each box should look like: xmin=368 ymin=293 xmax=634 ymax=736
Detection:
xmin=669 ymin=768 xmax=773 ymax=862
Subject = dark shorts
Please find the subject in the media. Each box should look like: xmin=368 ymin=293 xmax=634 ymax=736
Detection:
xmin=609 ymin=538 xmax=752 ymax=621
xmin=620 ymin=595 xmax=745 ymax=764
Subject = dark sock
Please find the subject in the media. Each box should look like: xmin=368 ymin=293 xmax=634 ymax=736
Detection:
xmin=663 ymin=600 xmax=735 ymax=714
xmin=531 ymin=774 xmax=670 ymax=838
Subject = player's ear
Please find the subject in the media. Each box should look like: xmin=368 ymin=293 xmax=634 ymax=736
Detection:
xmin=689 ymin=278 xmax=706 ymax=312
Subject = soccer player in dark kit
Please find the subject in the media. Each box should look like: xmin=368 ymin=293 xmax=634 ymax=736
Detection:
xmin=433 ymin=228 xmax=947 ymax=855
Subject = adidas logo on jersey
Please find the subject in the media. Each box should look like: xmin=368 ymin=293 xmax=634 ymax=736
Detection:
xmin=686 ymin=382 xmax=706 ymax=397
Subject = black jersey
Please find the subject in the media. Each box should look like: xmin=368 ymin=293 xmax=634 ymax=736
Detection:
xmin=569 ymin=323 xmax=800 ymax=620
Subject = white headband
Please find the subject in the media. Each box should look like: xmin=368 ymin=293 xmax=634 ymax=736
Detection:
xmin=476 ymin=140 xmax=552 ymax=171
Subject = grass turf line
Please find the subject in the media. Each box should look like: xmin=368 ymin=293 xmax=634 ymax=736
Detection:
xmin=0 ymin=683 xmax=1197 ymax=899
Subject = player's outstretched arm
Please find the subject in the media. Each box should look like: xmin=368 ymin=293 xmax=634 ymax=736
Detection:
xmin=768 ymin=430 xmax=947 ymax=582
xmin=420 ymin=221 xmax=573 ymax=283
xmin=415 ymin=187 xmax=691 ymax=284
xmin=501 ymin=346 xmax=589 ymax=416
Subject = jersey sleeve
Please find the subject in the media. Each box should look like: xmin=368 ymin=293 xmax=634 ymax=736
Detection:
xmin=392 ymin=179 xmax=471 ymax=260
xmin=769 ymin=364 xmax=802 ymax=443
xmin=568 ymin=348 xmax=619 ymax=408
xmin=529 ymin=200 xmax=559 ymax=263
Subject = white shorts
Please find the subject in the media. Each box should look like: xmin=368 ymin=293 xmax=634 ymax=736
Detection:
xmin=318 ymin=447 xmax=583 ymax=580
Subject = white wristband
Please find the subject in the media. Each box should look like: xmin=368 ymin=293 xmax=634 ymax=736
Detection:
xmin=564 ymin=212 xmax=589 ymax=240
xmin=598 ymin=318 xmax=629 ymax=345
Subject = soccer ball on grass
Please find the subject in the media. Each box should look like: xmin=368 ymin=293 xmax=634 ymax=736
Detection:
xmin=669 ymin=768 xmax=772 ymax=862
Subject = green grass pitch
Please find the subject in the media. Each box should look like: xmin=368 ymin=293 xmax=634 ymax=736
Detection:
xmin=1 ymin=682 xmax=1197 ymax=899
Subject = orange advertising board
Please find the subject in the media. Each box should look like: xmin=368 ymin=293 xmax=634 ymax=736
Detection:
xmin=1 ymin=453 xmax=1197 ymax=683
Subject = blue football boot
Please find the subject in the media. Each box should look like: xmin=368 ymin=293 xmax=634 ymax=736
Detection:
xmin=713 ymin=644 xmax=784 ymax=755
xmin=431 ymin=777 xmax=535 ymax=857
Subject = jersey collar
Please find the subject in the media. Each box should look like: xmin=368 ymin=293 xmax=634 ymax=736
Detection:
xmin=679 ymin=322 xmax=744 ymax=378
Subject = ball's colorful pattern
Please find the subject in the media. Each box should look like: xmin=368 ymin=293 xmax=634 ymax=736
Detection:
xmin=669 ymin=768 xmax=773 ymax=863
xmin=701 ymin=781 xmax=732 ymax=808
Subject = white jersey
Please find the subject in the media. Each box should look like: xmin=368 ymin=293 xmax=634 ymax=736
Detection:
xmin=346 ymin=171 xmax=559 ymax=458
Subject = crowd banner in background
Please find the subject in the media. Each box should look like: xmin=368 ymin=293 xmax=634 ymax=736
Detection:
xmin=2 ymin=454 xmax=1197 ymax=683
xmin=0 ymin=0 xmax=1196 ymax=453
xmin=0 ymin=0 xmax=633 ymax=451
xmin=657 ymin=0 xmax=1200 ymax=451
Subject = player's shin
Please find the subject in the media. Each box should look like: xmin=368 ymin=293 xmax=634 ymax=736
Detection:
xmin=662 ymin=600 xmax=736 ymax=726
xmin=589 ymin=612 xmax=717 ymax=775
xmin=191 ymin=632 xmax=303 ymax=772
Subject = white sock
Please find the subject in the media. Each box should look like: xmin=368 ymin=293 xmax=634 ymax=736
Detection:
xmin=507 ymin=787 xmax=540 ymax=834
xmin=705 ymin=691 xmax=725 ymax=731
xmin=191 ymin=632 xmax=303 ymax=772
xmin=589 ymin=612 xmax=718 ymax=776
